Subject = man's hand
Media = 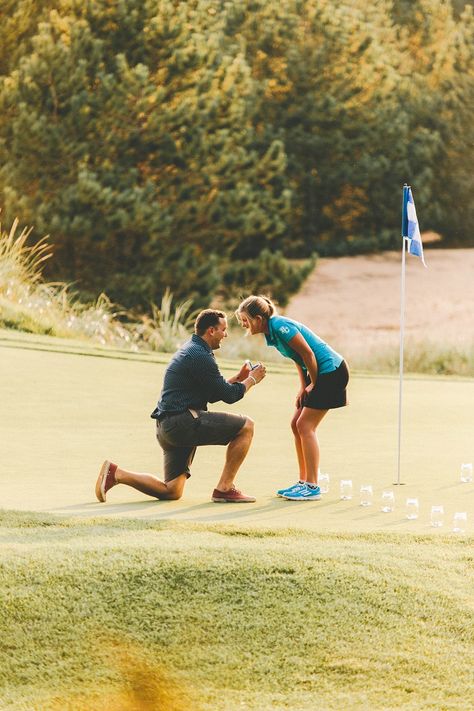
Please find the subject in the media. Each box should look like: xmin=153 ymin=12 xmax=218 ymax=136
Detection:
xmin=235 ymin=361 xmax=252 ymax=383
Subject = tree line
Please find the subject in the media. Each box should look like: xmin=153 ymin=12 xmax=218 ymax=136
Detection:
xmin=0 ymin=0 xmax=472 ymax=309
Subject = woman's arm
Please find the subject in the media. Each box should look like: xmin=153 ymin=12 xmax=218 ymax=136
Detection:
xmin=288 ymin=332 xmax=318 ymax=387
xmin=294 ymin=362 xmax=308 ymax=408
xmin=295 ymin=362 xmax=307 ymax=388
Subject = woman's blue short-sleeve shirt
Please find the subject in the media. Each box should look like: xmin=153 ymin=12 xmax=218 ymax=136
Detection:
xmin=265 ymin=315 xmax=343 ymax=374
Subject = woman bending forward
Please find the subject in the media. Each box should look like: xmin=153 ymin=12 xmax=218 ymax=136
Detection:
xmin=237 ymin=295 xmax=349 ymax=501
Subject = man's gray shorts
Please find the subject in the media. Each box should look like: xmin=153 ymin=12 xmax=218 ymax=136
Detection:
xmin=156 ymin=410 xmax=247 ymax=482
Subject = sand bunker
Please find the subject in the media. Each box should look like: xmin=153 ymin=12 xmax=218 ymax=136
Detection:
xmin=286 ymin=248 xmax=474 ymax=359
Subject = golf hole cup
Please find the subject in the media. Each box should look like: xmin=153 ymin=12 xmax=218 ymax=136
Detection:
xmin=405 ymin=498 xmax=419 ymax=520
xmin=430 ymin=505 xmax=444 ymax=528
xmin=460 ymin=463 xmax=473 ymax=483
xmin=359 ymin=484 xmax=373 ymax=507
xmin=319 ymin=472 xmax=330 ymax=494
xmin=340 ymin=479 xmax=353 ymax=500
xmin=452 ymin=512 xmax=467 ymax=534
xmin=381 ymin=490 xmax=395 ymax=513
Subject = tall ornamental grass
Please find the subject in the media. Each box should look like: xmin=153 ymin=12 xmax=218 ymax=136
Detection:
xmin=136 ymin=289 xmax=196 ymax=353
xmin=0 ymin=218 xmax=192 ymax=352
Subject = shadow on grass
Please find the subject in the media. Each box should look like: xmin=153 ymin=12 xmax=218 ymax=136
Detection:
xmin=55 ymin=500 xmax=163 ymax=515
xmin=379 ymin=517 xmax=432 ymax=529
xmin=53 ymin=497 xmax=334 ymax=524
xmin=439 ymin=482 xmax=473 ymax=492
xmin=329 ymin=503 xmax=361 ymax=515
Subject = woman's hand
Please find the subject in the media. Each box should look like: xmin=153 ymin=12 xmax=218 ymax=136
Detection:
xmin=296 ymin=387 xmax=306 ymax=408
xmin=296 ymin=383 xmax=314 ymax=407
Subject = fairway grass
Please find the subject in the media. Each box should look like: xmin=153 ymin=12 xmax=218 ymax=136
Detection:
xmin=1 ymin=512 xmax=473 ymax=711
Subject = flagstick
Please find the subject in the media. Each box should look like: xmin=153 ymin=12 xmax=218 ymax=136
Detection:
xmin=395 ymin=236 xmax=408 ymax=486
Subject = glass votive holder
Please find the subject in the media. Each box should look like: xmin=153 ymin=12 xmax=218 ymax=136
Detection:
xmin=405 ymin=497 xmax=419 ymax=520
xmin=381 ymin=490 xmax=395 ymax=513
xmin=359 ymin=484 xmax=373 ymax=507
xmin=340 ymin=479 xmax=353 ymax=500
xmin=460 ymin=463 xmax=473 ymax=483
xmin=452 ymin=512 xmax=467 ymax=534
xmin=430 ymin=505 xmax=444 ymax=528
xmin=319 ymin=472 xmax=330 ymax=494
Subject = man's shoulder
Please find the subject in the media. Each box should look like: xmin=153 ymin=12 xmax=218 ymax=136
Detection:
xmin=168 ymin=338 xmax=196 ymax=363
xmin=180 ymin=337 xmax=213 ymax=363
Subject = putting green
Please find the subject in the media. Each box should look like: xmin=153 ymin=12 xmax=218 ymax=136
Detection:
xmin=1 ymin=329 xmax=473 ymax=533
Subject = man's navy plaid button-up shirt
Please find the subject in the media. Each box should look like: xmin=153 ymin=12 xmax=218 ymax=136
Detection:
xmin=151 ymin=334 xmax=245 ymax=418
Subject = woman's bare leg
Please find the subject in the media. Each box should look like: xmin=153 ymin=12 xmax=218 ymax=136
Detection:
xmin=295 ymin=409 xmax=328 ymax=485
xmin=290 ymin=407 xmax=306 ymax=480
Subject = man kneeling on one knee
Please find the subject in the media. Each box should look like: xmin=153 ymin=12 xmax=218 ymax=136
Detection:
xmin=96 ymin=309 xmax=266 ymax=503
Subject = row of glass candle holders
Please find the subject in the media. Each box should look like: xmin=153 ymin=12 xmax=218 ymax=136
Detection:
xmin=318 ymin=467 xmax=472 ymax=533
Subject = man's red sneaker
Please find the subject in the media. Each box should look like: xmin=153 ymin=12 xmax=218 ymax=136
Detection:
xmin=95 ymin=460 xmax=118 ymax=502
xmin=211 ymin=486 xmax=256 ymax=503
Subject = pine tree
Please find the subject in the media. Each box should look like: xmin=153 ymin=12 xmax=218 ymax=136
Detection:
xmin=0 ymin=0 xmax=293 ymax=307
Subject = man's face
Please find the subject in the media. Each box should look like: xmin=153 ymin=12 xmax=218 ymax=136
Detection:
xmin=208 ymin=317 xmax=228 ymax=349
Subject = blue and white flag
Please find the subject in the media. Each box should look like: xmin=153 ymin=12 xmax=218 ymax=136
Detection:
xmin=402 ymin=185 xmax=427 ymax=267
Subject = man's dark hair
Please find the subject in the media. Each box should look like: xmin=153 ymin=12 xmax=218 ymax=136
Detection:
xmin=195 ymin=309 xmax=226 ymax=336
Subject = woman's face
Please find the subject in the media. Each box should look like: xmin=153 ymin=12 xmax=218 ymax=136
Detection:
xmin=239 ymin=310 xmax=263 ymax=335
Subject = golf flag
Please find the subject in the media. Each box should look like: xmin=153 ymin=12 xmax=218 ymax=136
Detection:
xmin=402 ymin=185 xmax=426 ymax=267
xmin=396 ymin=184 xmax=427 ymax=485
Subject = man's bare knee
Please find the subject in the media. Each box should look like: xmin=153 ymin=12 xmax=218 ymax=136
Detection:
xmin=161 ymin=474 xmax=186 ymax=500
xmin=241 ymin=417 xmax=254 ymax=437
xmin=230 ymin=417 xmax=253 ymax=445
xmin=163 ymin=489 xmax=183 ymax=501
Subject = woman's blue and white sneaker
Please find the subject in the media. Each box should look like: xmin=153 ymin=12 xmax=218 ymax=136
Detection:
xmin=284 ymin=485 xmax=321 ymax=501
xmin=276 ymin=482 xmax=306 ymax=497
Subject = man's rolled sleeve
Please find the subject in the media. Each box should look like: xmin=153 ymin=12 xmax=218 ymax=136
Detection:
xmin=190 ymin=353 xmax=246 ymax=404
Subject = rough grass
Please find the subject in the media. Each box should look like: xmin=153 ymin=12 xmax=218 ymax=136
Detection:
xmin=347 ymin=339 xmax=474 ymax=378
xmin=1 ymin=512 xmax=474 ymax=711
xmin=2 ymin=217 xmax=474 ymax=374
